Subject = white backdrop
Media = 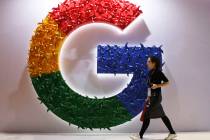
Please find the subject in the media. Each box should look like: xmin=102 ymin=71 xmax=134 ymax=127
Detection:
xmin=0 ymin=0 xmax=210 ymax=133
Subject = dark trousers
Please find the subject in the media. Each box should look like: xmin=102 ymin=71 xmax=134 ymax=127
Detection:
xmin=139 ymin=115 xmax=176 ymax=138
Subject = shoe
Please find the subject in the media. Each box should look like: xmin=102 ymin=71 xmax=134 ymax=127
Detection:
xmin=164 ymin=133 xmax=177 ymax=140
xmin=130 ymin=134 xmax=140 ymax=140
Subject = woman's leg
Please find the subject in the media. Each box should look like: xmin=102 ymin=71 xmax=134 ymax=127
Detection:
xmin=139 ymin=117 xmax=150 ymax=138
xmin=161 ymin=115 xmax=176 ymax=134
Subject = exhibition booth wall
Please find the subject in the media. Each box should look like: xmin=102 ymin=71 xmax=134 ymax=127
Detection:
xmin=0 ymin=0 xmax=210 ymax=133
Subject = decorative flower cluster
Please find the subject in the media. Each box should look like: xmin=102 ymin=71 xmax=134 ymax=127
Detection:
xmin=32 ymin=71 xmax=133 ymax=130
xmin=97 ymin=43 xmax=163 ymax=74
xmin=29 ymin=0 xmax=142 ymax=77
xmin=97 ymin=43 xmax=163 ymax=116
xmin=49 ymin=0 xmax=142 ymax=34
xmin=28 ymin=17 xmax=65 ymax=77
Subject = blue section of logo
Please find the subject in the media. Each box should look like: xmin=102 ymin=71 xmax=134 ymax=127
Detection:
xmin=97 ymin=43 xmax=163 ymax=117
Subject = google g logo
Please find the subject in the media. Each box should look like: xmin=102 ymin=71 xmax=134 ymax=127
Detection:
xmin=28 ymin=0 xmax=163 ymax=130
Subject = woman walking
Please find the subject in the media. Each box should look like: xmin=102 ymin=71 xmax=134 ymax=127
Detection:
xmin=131 ymin=56 xmax=177 ymax=140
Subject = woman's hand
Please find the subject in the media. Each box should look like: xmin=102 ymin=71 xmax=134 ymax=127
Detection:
xmin=151 ymin=84 xmax=159 ymax=89
xmin=146 ymin=96 xmax=150 ymax=106
xmin=151 ymin=82 xmax=169 ymax=89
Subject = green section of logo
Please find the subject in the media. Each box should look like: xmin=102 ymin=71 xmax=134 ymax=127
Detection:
xmin=32 ymin=71 xmax=132 ymax=129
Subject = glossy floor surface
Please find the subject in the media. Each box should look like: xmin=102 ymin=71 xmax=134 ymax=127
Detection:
xmin=0 ymin=132 xmax=210 ymax=140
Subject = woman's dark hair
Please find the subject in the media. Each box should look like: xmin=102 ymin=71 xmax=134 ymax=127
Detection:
xmin=149 ymin=56 xmax=161 ymax=70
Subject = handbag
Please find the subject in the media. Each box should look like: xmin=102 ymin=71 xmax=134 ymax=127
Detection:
xmin=140 ymin=99 xmax=149 ymax=122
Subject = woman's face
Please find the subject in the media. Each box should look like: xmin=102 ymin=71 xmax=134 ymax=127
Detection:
xmin=147 ymin=58 xmax=155 ymax=70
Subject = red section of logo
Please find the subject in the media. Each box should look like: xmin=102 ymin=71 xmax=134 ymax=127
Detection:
xmin=49 ymin=0 xmax=142 ymax=34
